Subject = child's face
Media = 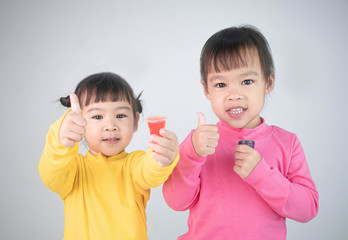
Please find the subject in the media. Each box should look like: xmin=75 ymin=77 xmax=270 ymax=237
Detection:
xmin=203 ymin=50 xmax=274 ymax=129
xmin=81 ymin=100 xmax=139 ymax=157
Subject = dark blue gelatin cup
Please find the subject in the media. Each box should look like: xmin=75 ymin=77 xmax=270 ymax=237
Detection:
xmin=238 ymin=140 xmax=255 ymax=149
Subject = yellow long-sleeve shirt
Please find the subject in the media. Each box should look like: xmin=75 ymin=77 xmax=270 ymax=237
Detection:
xmin=39 ymin=113 xmax=179 ymax=240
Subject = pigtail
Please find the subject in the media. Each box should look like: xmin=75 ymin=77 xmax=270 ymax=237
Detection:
xmin=135 ymin=90 xmax=143 ymax=114
xmin=60 ymin=95 xmax=71 ymax=108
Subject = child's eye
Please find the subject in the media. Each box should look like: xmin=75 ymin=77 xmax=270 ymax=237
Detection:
xmin=92 ymin=115 xmax=103 ymax=120
xmin=116 ymin=114 xmax=127 ymax=119
xmin=215 ymin=83 xmax=227 ymax=88
xmin=242 ymin=79 xmax=253 ymax=85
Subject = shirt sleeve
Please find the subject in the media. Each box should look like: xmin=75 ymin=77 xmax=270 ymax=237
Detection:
xmin=132 ymin=148 xmax=180 ymax=191
xmin=162 ymin=131 xmax=207 ymax=211
xmin=244 ymin=134 xmax=319 ymax=222
xmin=38 ymin=111 xmax=79 ymax=200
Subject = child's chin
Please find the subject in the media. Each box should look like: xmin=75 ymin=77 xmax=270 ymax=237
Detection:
xmin=103 ymin=149 xmax=123 ymax=157
xmin=221 ymin=118 xmax=245 ymax=129
xmin=102 ymin=150 xmax=122 ymax=157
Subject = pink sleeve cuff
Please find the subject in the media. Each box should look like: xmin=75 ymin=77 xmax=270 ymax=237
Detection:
xmin=244 ymin=158 xmax=273 ymax=189
xmin=179 ymin=130 xmax=207 ymax=164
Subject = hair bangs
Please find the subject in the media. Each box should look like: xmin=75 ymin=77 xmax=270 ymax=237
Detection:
xmin=208 ymin=45 xmax=255 ymax=75
xmin=200 ymin=26 xmax=274 ymax=87
xmin=77 ymin=74 xmax=133 ymax=108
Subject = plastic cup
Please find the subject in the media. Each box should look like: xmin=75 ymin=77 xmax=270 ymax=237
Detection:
xmin=147 ymin=116 xmax=166 ymax=137
xmin=238 ymin=140 xmax=255 ymax=148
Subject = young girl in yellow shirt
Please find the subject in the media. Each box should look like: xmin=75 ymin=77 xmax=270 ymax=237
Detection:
xmin=39 ymin=72 xmax=179 ymax=240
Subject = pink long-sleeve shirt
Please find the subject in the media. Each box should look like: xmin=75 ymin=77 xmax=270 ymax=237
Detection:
xmin=163 ymin=119 xmax=318 ymax=240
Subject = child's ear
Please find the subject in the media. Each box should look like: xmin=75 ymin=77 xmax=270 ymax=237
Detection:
xmin=201 ymin=80 xmax=211 ymax=100
xmin=133 ymin=112 xmax=140 ymax=132
xmin=265 ymin=72 xmax=275 ymax=94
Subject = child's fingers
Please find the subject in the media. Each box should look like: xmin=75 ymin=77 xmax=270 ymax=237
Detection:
xmin=199 ymin=124 xmax=219 ymax=133
xmin=146 ymin=141 xmax=176 ymax=167
xmin=60 ymin=131 xmax=83 ymax=147
xmin=150 ymin=136 xmax=176 ymax=152
xmin=158 ymin=129 xmax=178 ymax=142
xmin=235 ymin=151 xmax=247 ymax=160
xmin=147 ymin=128 xmax=179 ymax=156
xmin=196 ymin=145 xmax=216 ymax=156
xmin=233 ymin=159 xmax=251 ymax=179
xmin=234 ymin=159 xmax=243 ymax=167
xmin=64 ymin=109 xmax=86 ymax=130
xmin=197 ymin=112 xmax=206 ymax=127
xmin=193 ymin=140 xmax=217 ymax=157
xmin=146 ymin=141 xmax=174 ymax=157
xmin=59 ymin=114 xmax=85 ymax=147
xmin=68 ymin=123 xmax=86 ymax=135
xmin=151 ymin=129 xmax=179 ymax=149
xmin=235 ymin=144 xmax=253 ymax=153
xmin=194 ymin=113 xmax=219 ymax=145
xmin=193 ymin=127 xmax=219 ymax=146
xmin=70 ymin=93 xmax=81 ymax=114
xmin=150 ymin=129 xmax=179 ymax=145
xmin=153 ymin=145 xmax=173 ymax=158
xmin=69 ymin=112 xmax=87 ymax=127
xmin=234 ymin=148 xmax=262 ymax=179
xmin=192 ymin=116 xmax=220 ymax=157
xmin=60 ymin=138 xmax=75 ymax=148
xmin=196 ymin=130 xmax=218 ymax=147
xmin=60 ymin=126 xmax=84 ymax=141
xmin=206 ymin=129 xmax=219 ymax=141
xmin=197 ymin=125 xmax=219 ymax=141
xmin=233 ymin=164 xmax=242 ymax=176
xmin=203 ymin=138 xmax=219 ymax=148
xmin=66 ymin=131 xmax=84 ymax=143
xmin=235 ymin=151 xmax=256 ymax=164
xmin=235 ymin=146 xmax=261 ymax=162
xmin=151 ymin=152 xmax=172 ymax=167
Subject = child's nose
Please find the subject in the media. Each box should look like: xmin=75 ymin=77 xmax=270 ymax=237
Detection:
xmin=105 ymin=120 xmax=118 ymax=131
xmin=105 ymin=126 xmax=117 ymax=131
xmin=228 ymin=88 xmax=243 ymax=101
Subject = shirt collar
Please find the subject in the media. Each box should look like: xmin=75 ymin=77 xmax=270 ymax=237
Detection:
xmin=217 ymin=117 xmax=272 ymax=142
xmin=86 ymin=150 xmax=128 ymax=164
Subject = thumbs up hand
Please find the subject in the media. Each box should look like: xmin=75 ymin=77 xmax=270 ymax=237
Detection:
xmin=59 ymin=93 xmax=87 ymax=148
xmin=191 ymin=112 xmax=219 ymax=157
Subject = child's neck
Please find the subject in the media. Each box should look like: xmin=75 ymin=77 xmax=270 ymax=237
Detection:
xmin=89 ymin=149 xmax=125 ymax=158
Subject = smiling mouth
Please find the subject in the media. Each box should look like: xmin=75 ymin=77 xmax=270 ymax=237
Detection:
xmin=103 ymin=138 xmax=120 ymax=142
xmin=228 ymin=108 xmax=245 ymax=114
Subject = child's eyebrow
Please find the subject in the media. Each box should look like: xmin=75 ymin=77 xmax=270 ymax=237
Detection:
xmin=208 ymin=75 xmax=224 ymax=82
xmin=208 ymin=70 xmax=258 ymax=82
xmin=85 ymin=106 xmax=132 ymax=113
xmin=240 ymin=70 xmax=259 ymax=77
xmin=115 ymin=106 xmax=132 ymax=111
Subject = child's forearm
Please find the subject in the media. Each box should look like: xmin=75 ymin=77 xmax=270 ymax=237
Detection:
xmin=245 ymin=138 xmax=319 ymax=222
xmin=132 ymin=149 xmax=179 ymax=190
xmin=163 ymin=131 xmax=207 ymax=211
xmin=38 ymin=113 xmax=79 ymax=199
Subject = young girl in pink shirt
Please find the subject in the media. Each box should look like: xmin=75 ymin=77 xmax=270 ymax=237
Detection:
xmin=163 ymin=26 xmax=319 ymax=240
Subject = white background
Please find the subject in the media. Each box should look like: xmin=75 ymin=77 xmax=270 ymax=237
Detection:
xmin=1 ymin=0 xmax=347 ymax=239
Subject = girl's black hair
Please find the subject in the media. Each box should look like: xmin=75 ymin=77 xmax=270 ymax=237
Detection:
xmin=200 ymin=25 xmax=274 ymax=87
xmin=60 ymin=72 xmax=142 ymax=118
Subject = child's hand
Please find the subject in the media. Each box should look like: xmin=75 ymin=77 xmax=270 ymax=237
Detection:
xmin=146 ymin=129 xmax=179 ymax=167
xmin=233 ymin=144 xmax=261 ymax=179
xmin=59 ymin=93 xmax=87 ymax=148
xmin=192 ymin=112 xmax=219 ymax=157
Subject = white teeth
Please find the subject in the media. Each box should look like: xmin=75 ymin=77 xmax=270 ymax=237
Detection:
xmin=229 ymin=108 xmax=244 ymax=114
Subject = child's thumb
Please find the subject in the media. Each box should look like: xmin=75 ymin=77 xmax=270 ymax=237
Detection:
xmin=70 ymin=93 xmax=81 ymax=114
xmin=197 ymin=112 xmax=206 ymax=127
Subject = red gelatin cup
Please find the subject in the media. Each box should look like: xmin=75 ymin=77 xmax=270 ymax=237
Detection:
xmin=147 ymin=116 xmax=166 ymax=137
